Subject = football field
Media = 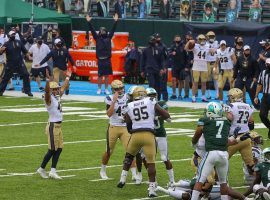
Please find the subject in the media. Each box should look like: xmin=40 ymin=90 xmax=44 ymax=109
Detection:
xmin=0 ymin=95 xmax=269 ymax=200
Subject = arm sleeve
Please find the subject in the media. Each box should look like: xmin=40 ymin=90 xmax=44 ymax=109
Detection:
xmin=21 ymin=41 xmax=28 ymax=54
xmin=67 ymin=51 xmax=75 ymax=66
xmin=140 ymin=50 xmax=146 ymax=73
xmin=109 ymin=21 xmax=118 ymax=39
xmin=257 ymin=71 xmax=263 ymax=84
xmin=88 ymin=21 xmax=98 ymax=40
xmin=40 ymin=51 xmax=53 ymax=66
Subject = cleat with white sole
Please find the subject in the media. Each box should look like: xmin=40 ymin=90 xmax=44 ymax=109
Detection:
xmin=135 ymin=173 xmax=142 ymax=185
xmin=100 ymin=171 xmax=109 ymax=179
xmin=49 ymin=171 xmax=62 ymax=180
xmin=263 ymin=192 xmax=270 ymax=200
xmin=36 ymin=168 xmax=48 ymax=179
xmin=148 ymin=189 xmax=158 ymax=198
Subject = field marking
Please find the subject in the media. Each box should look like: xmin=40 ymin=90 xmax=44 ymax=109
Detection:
xmin=0 ymin=139 xmax=106 ymax=150
xmin=130 ymin=195 xmax=169 ymax=200
xmin=60 ymin=175 xmax=76 ymax=178
xmin=232 ymin=186 xmax=249 ymax=189
xmin=89 ymin=178 xmax=114 ymax=182
xmin=126 ymin=181 xmax=148 ymax=185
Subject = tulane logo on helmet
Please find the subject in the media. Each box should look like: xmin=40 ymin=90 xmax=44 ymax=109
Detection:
xmin=205 ymin=102 xmax=223 ymax=118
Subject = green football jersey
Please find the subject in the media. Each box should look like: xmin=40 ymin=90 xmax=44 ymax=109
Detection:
xmin=255 ymin=162 xmax=270 ymax=187
xmin=154 ymin=101 xmax=167 ymax=137
xmin=198 ymin=117 xmax=231 ymax=151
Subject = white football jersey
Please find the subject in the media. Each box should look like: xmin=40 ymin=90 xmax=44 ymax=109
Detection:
xmin=105 ymin=94 xmax=127 ymax=126
xmin=206 ymin=41 xmax=219 ymax=62
xmin=45 ymin=95 xmax=63 ymax=122
xmin=196 ymin=134 xmax=206 ymax=158
xmin=228 ymin=102 xmax=254 ymax=135
xmin=192 ymin=43 xmax=210 ymax=71
xmin=0 ymin=34 xmax=8 ymax=63
xmin=127 ymin=97 xmax=156 ymax=130
xmin=216 ymin=47 xmax=234 ymax=70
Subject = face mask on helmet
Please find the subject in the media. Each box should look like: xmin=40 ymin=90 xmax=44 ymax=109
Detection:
xmin=264 ymin=152 xmax=270 ymax=163
xmin=228 ymin=88 xmax=243 ymax=103
xmin=146 ymin=88 xmax=157 ymax=99
xmin=208 ymin=35 xmax=216 ymax=43
xmin=132 ymin=86 xmax=147 ymax=100
xmin=113 ymin=87 xmax=125 ymax=97
xmin=205 ymin=102 xmax=223 ymax=119
xmin=197 ymin=35 xmax=206 ymax=46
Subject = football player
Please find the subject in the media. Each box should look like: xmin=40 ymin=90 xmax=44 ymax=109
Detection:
xmin=36 ymin=70 xmax=71 ymax=179
xmin=185 ymin=34 xmax=214 ymax=103
xmin=117 ymin=86 xmax=170 ymax=198
xmin=244 ymin=147 xmax=270 ymax=200
xmin=100 ymin=80 xmax=137 ymax=180
xmin=191 ymin=102 xmax=231 ymax=200
xmin=243 ymin=131 xmax=263 ymax=185
xmin=225 ymin=88 xmax=255 ymax=175
xmin=145 ymin=87 xmax=174 ymax=184
xmin=206 ymin=31 xmax=219 ymax=100
xmin=215 ymin=40 xmax=237 ymax=104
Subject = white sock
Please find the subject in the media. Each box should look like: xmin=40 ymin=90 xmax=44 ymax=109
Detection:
xmin=202 ymin=95 xmax=206 ymax=99
xmin=191 ymin=190 xmax=200 ymax=200
xmin=9 ymin=80 xmax=13 ymax=88
xmin=38 ymin=167 xmax=44 ymax=171
xmin=137 ymin=172 xmax=142 ymax=178
xmin=50 ymin=168 xmax=56 ymax=173
xmin=149 ymin=182 xmax=156 ymax=188
xmin=221 ymin=195 xmax=229 ymax=200
xmin=131 ymin=167 xmax=137 ymax=177
xmin=120 ymin=170 xmax=128 ymax=183
xmin=207 ymin=90 xmax=210 ymax=97
xmin=167 ymin=169 xmax=175 ymax=183
xmin=101 ymin=164 xmax=106 ymax=172
xmin=168 ymin=188 xmax=184 ymax=199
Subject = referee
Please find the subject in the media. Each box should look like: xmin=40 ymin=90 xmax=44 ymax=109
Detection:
xmin=254 ymin=58 xmax=270 ymax=139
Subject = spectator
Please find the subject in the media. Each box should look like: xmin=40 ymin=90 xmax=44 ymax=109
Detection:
xmin=138 ymin=0 xmax=147 ymax=18
xmin=86 ymin=0 xmax=92 ymax=14
xmin=234 ymin=36 xmax=244 ymax=59
xmin=249 ymin=0 xmax=262 ymax=22
xmin=225 ymin=0 xmax=239 ymax=23
xmin=115 ymin=0 xmax=127 ymax=19
xmin=146 ymin=0 xmax=152 ymax=15
xmin=86 ymin=14 xmax=119 ymax=95
xmin=159 ymin=0 xmax=171 ymax=19
xmin=97 ymin=0 xmax=108 ymax=17
xmin=42 ymin=26 xmax=54 ymax=49
xmin=75 ymin=0 xmax=84 ymax=15
xmin=202 ymin=2 xmax=215 ymax=23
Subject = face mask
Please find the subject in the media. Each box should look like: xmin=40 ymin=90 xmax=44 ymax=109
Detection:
xmin=244 ymin=53 xmax=250 ymax=57
xmin=37 ymin=41 xmax=43 ymax=45
xmin=52 ymin=33 xmax=57 ymax=37
xmin=101 ymin=33 xmax=107 ymax=38
xmin=209 ymin=38 xmax=215 ymax=43
xmin=175 ymin=41 xmax=181 ymax=44
xmin=237 ymin=41 xmax=243 ymax=46
xmin=56 ymin=43 xmax=62 ymax=48
xmin=156 ymin=40 xmax=161 ymax=44
xmin=9 ymin=36 xmax=15 ymax=40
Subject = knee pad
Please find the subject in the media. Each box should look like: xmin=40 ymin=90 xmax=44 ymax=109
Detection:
xmin=123 ymin=153 xmax=134 ymax=166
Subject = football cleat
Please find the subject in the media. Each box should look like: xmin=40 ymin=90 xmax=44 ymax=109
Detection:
xmin=132 ymin=175 xmax=136 ymax=181
xmin=36 ymin=168 xmax=48 ymax=179
xmin=263 ymin=192 xmax=270 ymax=200
xmin=117 ymin=181 xmax=125 ymax=188
xmin=49 ymin=171 xmax=62 ymax=179
xmin=104 ymin=89 xmax=110 ymax=95
xmin=148 ymin=189 xmax=158 ymax=198
xmin=135 ymin=173 xmax=142 ymax=185
xmin=97 ymin=89 xmax=101 ymax=95
xmin=100 ymin=170 xmax=109 ymax=179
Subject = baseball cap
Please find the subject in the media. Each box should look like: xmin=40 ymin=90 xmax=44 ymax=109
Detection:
xmin=54 ymin=38 xmax=61 ymax=44
xmin=243 ymin=45 xmax=250 ymax=51
xmin=259 ymin=40 xmax=266 ymax=45
xmin=266 ymin=58 xmax=270 ymax=64
xmin=8 ymin=30 xmax=15 ymax=36
xmin=220 ymin=40 xmax=226 ymax=45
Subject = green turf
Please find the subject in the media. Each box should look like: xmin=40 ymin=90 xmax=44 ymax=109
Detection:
xmin=0 ymin=96 xmax=269 ymax=200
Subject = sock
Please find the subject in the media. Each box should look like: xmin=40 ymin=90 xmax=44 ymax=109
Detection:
xmin=50 ymin=168 xmax=56 ymax=173
xmin=137 ymin=172 xmax=142 ymax=179
xmin=101 ymin=164 xmax=106 ymax=172
xmin=168 ymin=188 xmax=184 ymax=199
xmin=9 ymin=80 xmax=13 ymax=88
xmin=191 ymin=190 xmax=200 ymax=200
xmin=167 ymin=169 xmax=175 ymax=183
xmin=120 ymin=170 xmax=128 ymax=183
xmin=207 ymin=89 xmax=210 ymax=97
xmin=131 ymin=167 xmax=137 ymax=177
xmin=221 ymin=195 xmax=229 ymax=200
xmin=41 ymin=149 xmax=54 ymax=169
xmin=149 ymin=182 xmax=156 ymax=189
xmin=51 ymin=148 xmax=62 ymax=168
xmin=192 ymin=96 xmax=196 ymax=101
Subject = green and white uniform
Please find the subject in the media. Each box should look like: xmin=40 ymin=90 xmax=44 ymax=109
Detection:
xmin=197 ymin=116 xmax=231 ymax=184
xmin=154 ymin=101 xmax=169 ymax=162
xmin=254 ymin=162 xmax=270 ymax=187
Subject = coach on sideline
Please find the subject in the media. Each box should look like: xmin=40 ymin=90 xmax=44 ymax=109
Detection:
xmin=254 ymin=58 xmax=270 ymax=139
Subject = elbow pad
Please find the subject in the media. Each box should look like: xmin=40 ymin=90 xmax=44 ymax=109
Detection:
xmin=248 ymin=121 xmax=254 ymax=131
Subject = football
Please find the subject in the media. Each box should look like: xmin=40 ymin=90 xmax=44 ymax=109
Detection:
xmin=188 ymin=40 xmax=195 ymax=49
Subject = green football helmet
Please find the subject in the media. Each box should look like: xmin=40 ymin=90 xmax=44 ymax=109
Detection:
xmin=263 ymin=147 xmax=270 ymax=163
xmin=146 ymin=87 xmax=157 ymax=98
xmin=205 ymin=102 xmax=223 ymax=118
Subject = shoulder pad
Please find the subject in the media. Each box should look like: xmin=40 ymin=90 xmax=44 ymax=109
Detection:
xmin=106 ymin=96 xmax=112 ymax=101
xmin=229 ymin=103 xmax=233 ymax=108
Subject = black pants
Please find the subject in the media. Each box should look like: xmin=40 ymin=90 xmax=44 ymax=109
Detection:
xmin=160 ymin=72 xmax=168 ymax=101
xmin=0 ymin=64 xmax=31 ymax=94
xmin=147 ymin=71 xmax=161 ymax=100
xmin=260 ymin=94 xmax=270 ymax=129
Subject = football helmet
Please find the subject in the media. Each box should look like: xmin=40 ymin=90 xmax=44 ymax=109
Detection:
xmin=111 ymin=80 xmax=124 ymax=97
xmin=250 ymin=131 xmax=264 ymax=146
xmin=197 ymin=34 xmax=206 ymax=46
xmin=206 ymin=31 xmax=216 ymax=43
xmin=49 ymin=82 xmax=60 ymax=89
xmin=132 ymin=86 xmax=147 ymax=100
xmin=205 ymin=102 xmax=223 ymax=118
xmin=228 ymin=88 xmax=243 ymax=103
xmin=263 ymin=147 xmax=270 ymax=163
xmin=127 ymin=85 xmax=138 ymax=102
xmin=146 ymin=87 xmax=157 ymax=98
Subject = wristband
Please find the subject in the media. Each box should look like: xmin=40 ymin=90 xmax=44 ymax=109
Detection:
xmin=66 ymin=77 xmax=70 ymax=80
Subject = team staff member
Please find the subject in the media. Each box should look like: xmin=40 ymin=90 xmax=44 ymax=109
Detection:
xmin=86 ymin=14 xmax=118 ymax=95
xmin=234 ymin=36 xmax=244 ymax=59
xmin=254 ymin=58 xmax=270 ymax=139
xmin=258 ymin=39 xmax=270 ymax=72
xmin=233 ymin=45 xmax=259 ymax=108
xmin=141 ymin=36 xmax=165 ymax=100
xmin=36 ymin=39 xmax=76 ymax=95
xmin=36 ymin=70 xmax=71 ymax=179
xmin=28 ymin=36 xmax=51 ymax=92
xmin=0 ymin=31 xmax=32 ymax=96
xmin=100 ymin=80 xmax=137 ymax=180
xmin=117 ymin=86 xmax=170 ymax=198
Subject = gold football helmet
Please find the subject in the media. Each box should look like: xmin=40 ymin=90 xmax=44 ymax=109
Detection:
xmin=228 ymin=88 xmax=243 ymax=103
xmin=132 ymin=86 xmax=147 ymax=100
xmin=111 ymin=80 xmax=124 ymax=96
xmin=206 ymin=31 xmax=216 ymax=43
xmin=49 ymin=82 xmax=60 ymax=89
xmin=197 ymin=34 xmax=206 ymax=45
xmin=250 ymin=131 xmax=263 ymax=146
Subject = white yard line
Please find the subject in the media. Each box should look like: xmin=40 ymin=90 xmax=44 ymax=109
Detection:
xmin=130 ymin=195 xmax=170 ymax=200
xmin=0 ymin=139 xmax=106 ymax=150
xmin=232 ymin=186 xmax=249 ymax=189
xmin=60 ymin=175 xmax=76 ymax=178
xmin=89 ymin=178 xmax=114 ymax=182
xmin=126 ymin=181 xmax=148 ymax=185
